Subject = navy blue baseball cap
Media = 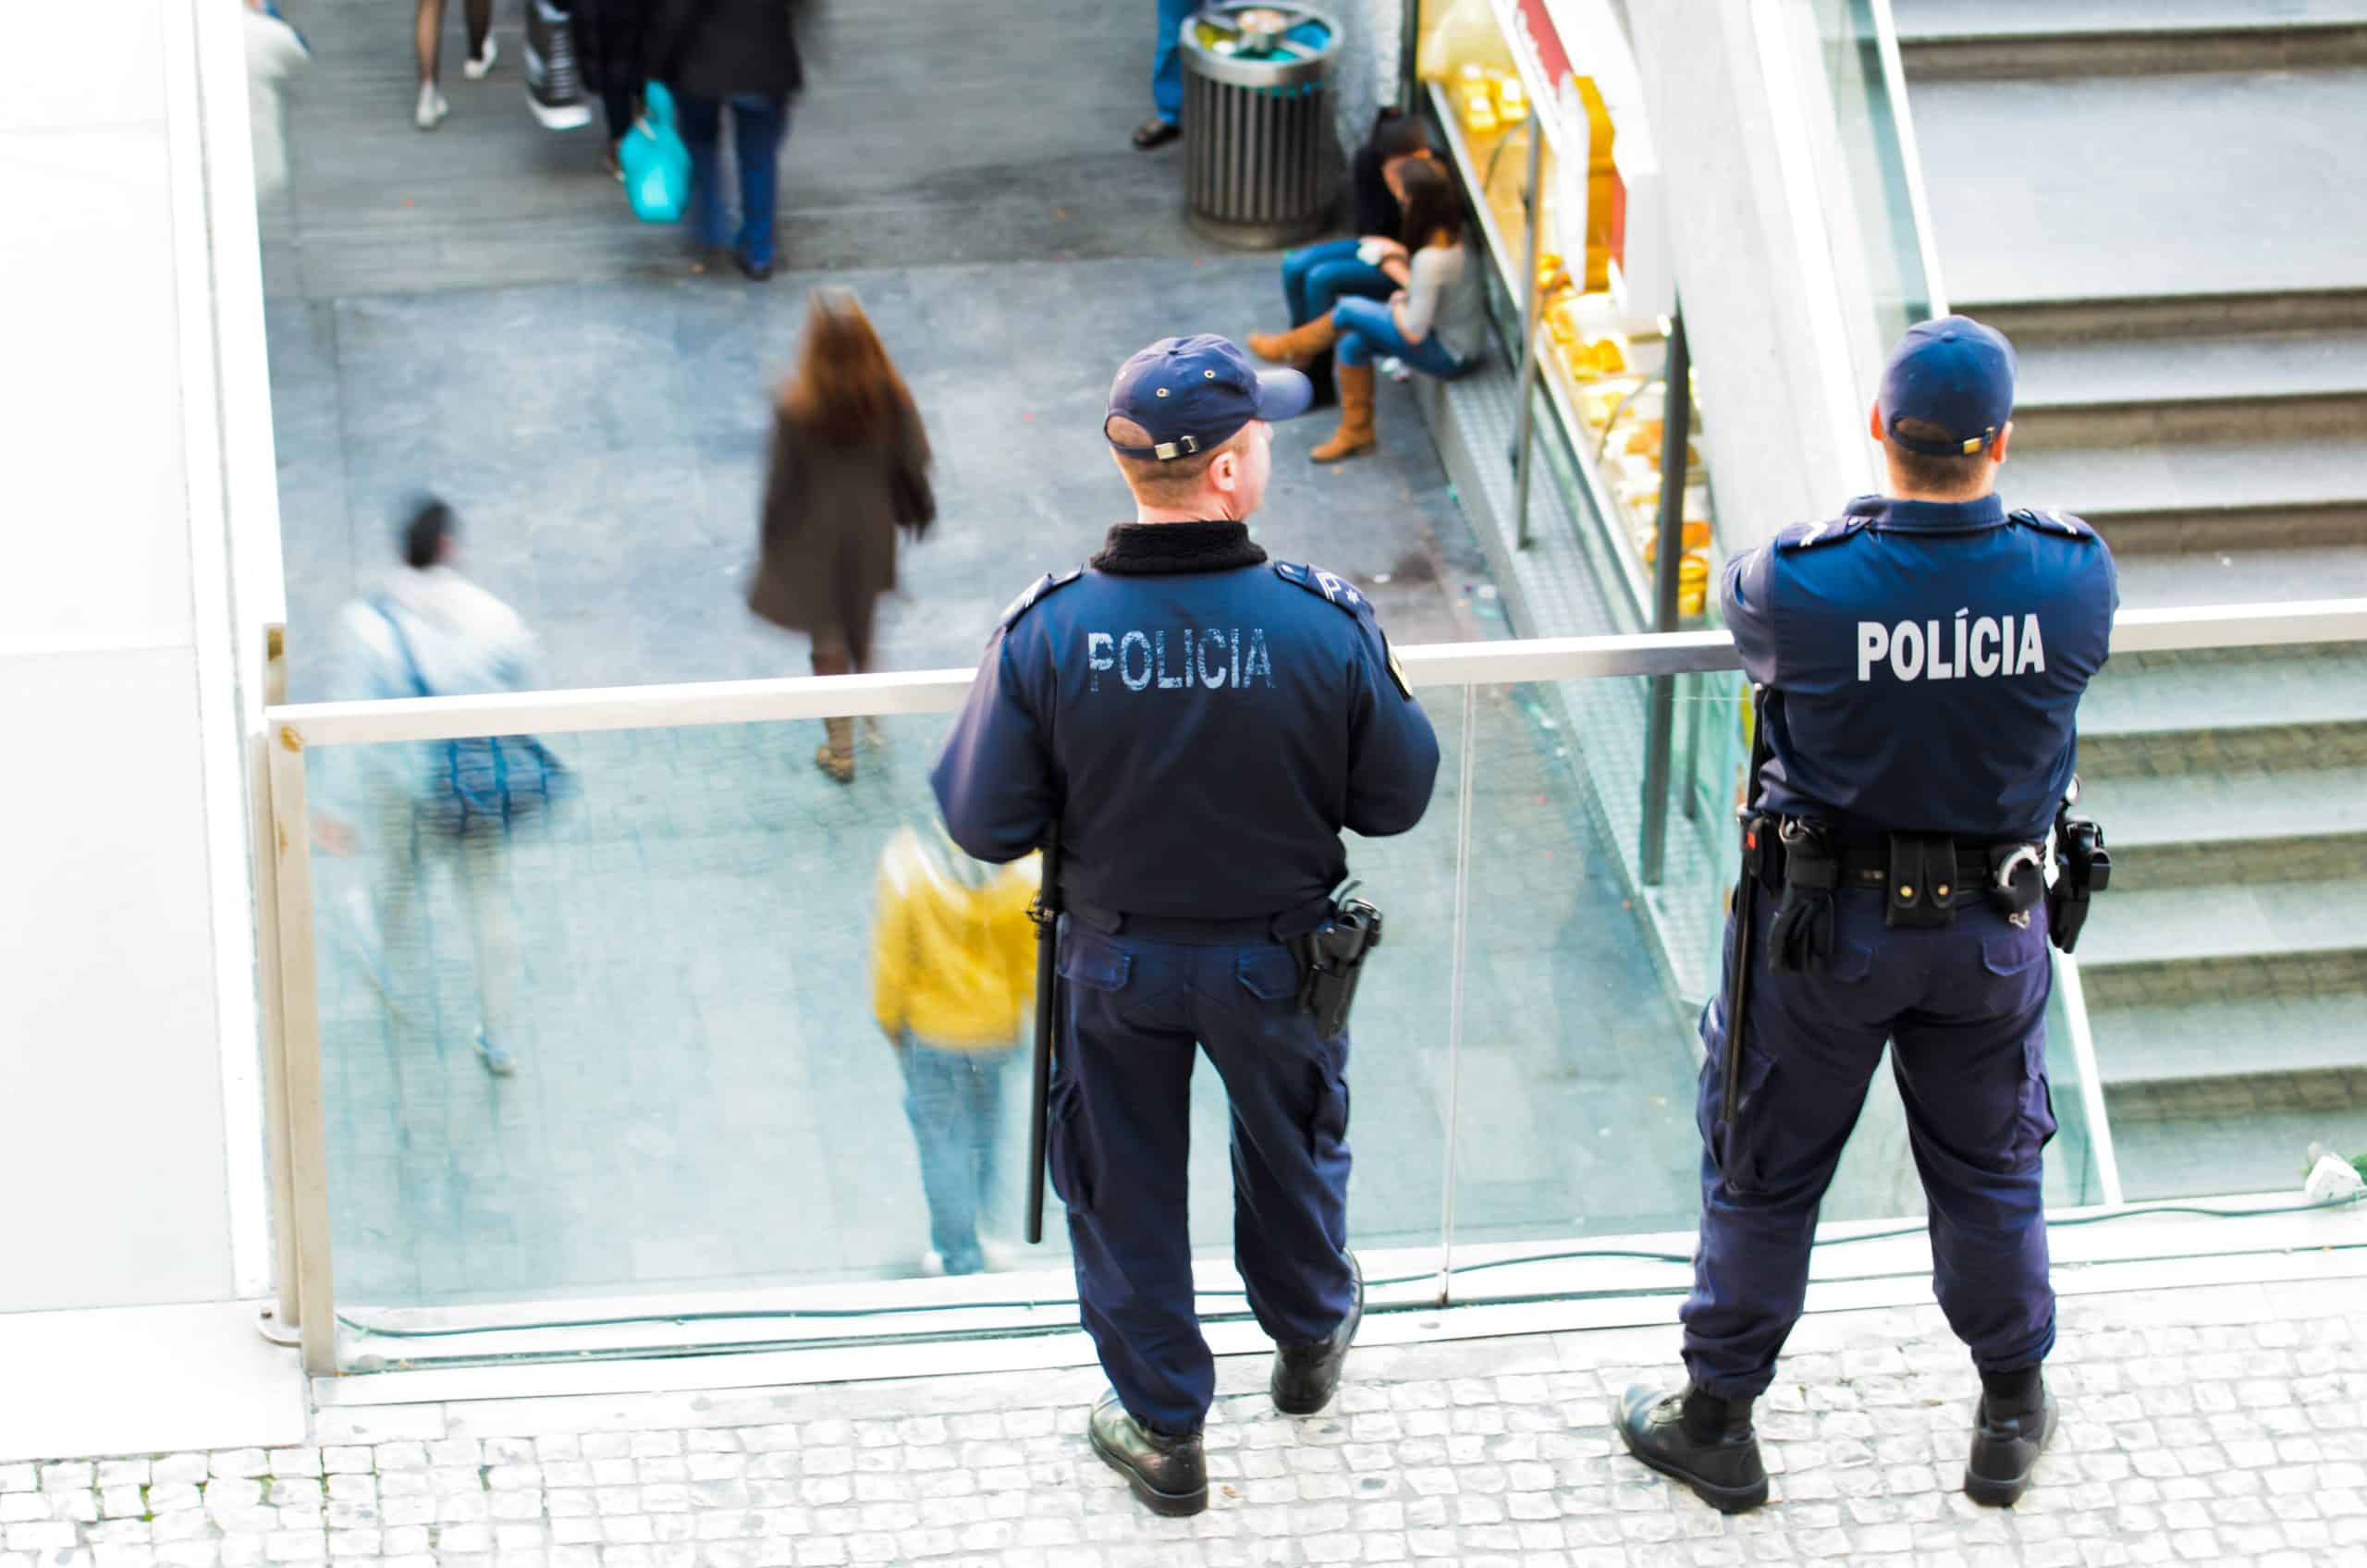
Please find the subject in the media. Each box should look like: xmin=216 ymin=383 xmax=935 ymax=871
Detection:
xmin=1105 ymin=335 xmax=1312 ymax=460
xmin=1878 ymin=314 xmax=2017 ymax=458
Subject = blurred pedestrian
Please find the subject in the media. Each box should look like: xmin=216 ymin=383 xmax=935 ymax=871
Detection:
xmin=871 ymin=820 xmax=1040 ymax=1277
xmin=577 ymin=0 xmax=653 ymax=177
xmin=241 ymin=0 xmax=311 ymax=197
xmin=747 ymin=291 xmax=935 ymax=783
xmin=524 ymin=0 xmax=596 ymax=129
xmin=1135 ymin=0 xmax=1196 ymax=150
xmin=411 ymin=0 xmax=495 ymax=131
xmin=317 ymin=498 xmax=561 ymax=1078
xmin=646 ymin=0 xmax=808 ymax=279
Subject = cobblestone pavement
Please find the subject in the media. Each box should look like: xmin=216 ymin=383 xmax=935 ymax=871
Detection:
xmin=7 ymin=1279 xmax=2364 ymax=1566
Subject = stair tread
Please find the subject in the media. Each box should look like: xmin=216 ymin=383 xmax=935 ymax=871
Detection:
xmin=2015 ymin=330 xmax=2367 ymax=410
xmin=2090 ymin=991 xmax=2367 ymax=1084
xmin=2074 ymin=880 xmax=2367 ymax=967
xmin=2004 ymin=436 xmax=2367 ymax=518
xmin=2081 ymin=766 xmax=2367 ymax=848
xmin=2082 ymin=648 xmax=2367 ymax=735
xmin=1895 ymin=0 xmax=2367 ymax=43
xmin=1909 ymin=70 xmax=2367 ymax=304
xmin=2106 ymin=545 xmax=2367 ymax=607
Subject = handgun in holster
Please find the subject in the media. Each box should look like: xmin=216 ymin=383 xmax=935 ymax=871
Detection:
xmin=1294 ymin=885 xmax=1383 ymax=1040
xmin=2047 ymin=797 xmax=2111 ymax=954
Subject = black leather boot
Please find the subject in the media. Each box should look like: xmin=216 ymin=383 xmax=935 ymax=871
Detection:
xmin=1614 ymin=1381 xmax=1769 ymax=1513
xmin=1087 ymin=1390 xmax=1207 ymax=1517
xmin=1272 ymin=1251 xmax=1364 ymax=1415
xmin=1966 ymin=1370 xmax=2057 ymax=1507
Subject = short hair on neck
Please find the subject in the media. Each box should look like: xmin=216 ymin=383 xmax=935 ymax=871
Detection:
xmin=1108 ymin=417 xmax=1251 ymax=507
xmin=1885 ymin=416 xmax=1992 ymax=497
xmin=402 ymin=497 xmax=455 ymax=570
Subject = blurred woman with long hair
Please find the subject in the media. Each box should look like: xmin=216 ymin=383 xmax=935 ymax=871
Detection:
xmin=749 ymin=291 xmax=936 ymax=783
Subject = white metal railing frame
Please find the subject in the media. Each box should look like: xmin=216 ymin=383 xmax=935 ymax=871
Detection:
xmin=1866 ymin=0 xmax=1951 ymax=319
xmin=261 ymin=600 xmax=2367 ymax=1374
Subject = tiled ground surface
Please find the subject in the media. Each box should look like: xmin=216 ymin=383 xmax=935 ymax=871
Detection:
xmin=11 ymin=1277 xmax=2367 ymax=1565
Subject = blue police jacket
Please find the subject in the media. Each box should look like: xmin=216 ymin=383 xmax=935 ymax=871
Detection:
xmin=1723 ymin=494 xmax=2118 ymax=844
xmin=931 ymin=521 xmax=1441 ymax=920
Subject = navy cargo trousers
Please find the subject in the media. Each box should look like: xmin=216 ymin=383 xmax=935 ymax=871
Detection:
xmin=1684 ymin=888 xmax=2060 ymax=1399
xmin=1048 ymin=915 xmax=1357 ymax=1436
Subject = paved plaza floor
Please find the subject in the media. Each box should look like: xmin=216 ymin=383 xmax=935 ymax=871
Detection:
xmin=8 ymin=1275 xmax=2365 ymax=1566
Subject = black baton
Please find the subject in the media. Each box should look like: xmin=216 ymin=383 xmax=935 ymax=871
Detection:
xmin=1723 ymin=687 xmax=1775 ymax=1145
xmin=1024 ymin=823 xmax=1062 ymax=1245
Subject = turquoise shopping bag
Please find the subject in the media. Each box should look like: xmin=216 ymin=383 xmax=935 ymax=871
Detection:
xmin=620 ymin=82 xmax=693 ymax=225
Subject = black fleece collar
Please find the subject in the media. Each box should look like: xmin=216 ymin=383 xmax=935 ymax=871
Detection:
xmin=1091 ymin=520 xmax=1269 ymax=576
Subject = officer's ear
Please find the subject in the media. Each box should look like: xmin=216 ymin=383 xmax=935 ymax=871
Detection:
xmin=1208 ymin=444 xmax=1243 ymax=494
xmin=1988 ymin=421 xmax=2013 ymax=466
xmin=1867 ymin=399 xmax=1884 ymax=444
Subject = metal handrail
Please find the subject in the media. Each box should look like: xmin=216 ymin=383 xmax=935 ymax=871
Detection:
xmin=1866 ymin=0 xmax=1950 ymax=317
xmin=268 ymin=600 xmax=2367 ymax=747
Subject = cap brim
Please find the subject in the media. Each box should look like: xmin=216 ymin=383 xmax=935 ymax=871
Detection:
xmin=1253 ymin=368 xmax=1313 ymax=423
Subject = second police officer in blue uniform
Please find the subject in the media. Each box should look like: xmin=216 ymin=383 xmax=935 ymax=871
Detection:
xmin=1615 ymin=318 xmax=2118 ymax=1513
xmin=931 ymin=335 xmax=1441 ymax=1517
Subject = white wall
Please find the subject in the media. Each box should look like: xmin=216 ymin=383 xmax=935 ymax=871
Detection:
xmin=0 ymin=0 xmax=267 ymax=1312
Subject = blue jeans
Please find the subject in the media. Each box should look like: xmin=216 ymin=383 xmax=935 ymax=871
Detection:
xmin=1048 ymin=919 xmax=1355 ymax=1436
xmin=896 ymin=1036 xmax=1016 ymax=1276
xmin=1282 ymin=239 xmax=1395 ymax=326
xmin=1683 ymin=890 xmax=2058 ymax=1399
xmin=1331 ymin=295 xmax=1463 ymax=375
xmin=1151 ymin=0 xmax=1197 ymax=123
xmin=676 ymin=92 xmax=788 ymax=268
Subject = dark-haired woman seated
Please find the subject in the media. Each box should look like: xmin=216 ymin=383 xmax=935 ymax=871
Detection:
xmin=1274 ymin=112 xmax=1439 ymax=405
xmin=1249 ymin=158 xmax=1467 ymax=463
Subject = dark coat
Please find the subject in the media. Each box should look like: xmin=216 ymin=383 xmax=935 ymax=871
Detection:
xmin=647 ymin=0 xmax=806 ymax=100
xmin=747 ymin=399 xmax=933 ymax=659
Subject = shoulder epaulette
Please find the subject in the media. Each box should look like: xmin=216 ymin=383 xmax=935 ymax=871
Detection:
xmin=1773 ymin=516 xmax=1870 ymax=554
xmin=2009 ymin=507 xmax=2098 ymax=542
xmin=997 ymin=566 xmax=1085 ymax=630
xmin=1272 ymin=560 xmax=1374 ymax=618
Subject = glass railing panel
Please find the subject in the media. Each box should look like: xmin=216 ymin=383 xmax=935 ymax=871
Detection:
xmin=301 ymin=695 xmax=1458 ymax=1345
xmin=1809 ymin=0 xmax=1943 ymax=341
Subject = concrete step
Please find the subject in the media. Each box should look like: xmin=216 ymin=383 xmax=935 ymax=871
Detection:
xmin=2002 ymin=437 xmax=2367 ymax=555
xmin=2012 ymin=331 xmax=2367 ymax=419
xmin=1896 ymin=0 xmax=2367 ymax=78
xmin=1976 ymin=290 xmax=2367 ymax=344
xmin=2106 ymin=544 xmax=2367 ymax=607
xmin=2090 ymin=974 xmax=2367 ymax=1087
xmin=2104 ymin=1066 xmax=2367 ymax=1199
xmin=2080 ymin=644 xmax=2367 ymax=741
xmin=2077 ymin=775 xmax=2367 ymax=896
xmin=1906 ymin=70 xmax=2367 ymax=305
xmin=2072 ymin=881 xmax=2367 ymax=972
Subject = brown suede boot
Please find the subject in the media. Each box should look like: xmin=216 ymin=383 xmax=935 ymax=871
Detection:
xmin=1247 ymin=314 xmax=1339 ymax=366
xmin=1311 ymin=363 xmax=1376 ymax=462
xmin=815 ymin=717 xmax=855 ymax=783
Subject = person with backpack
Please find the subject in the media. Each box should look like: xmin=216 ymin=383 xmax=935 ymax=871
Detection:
xmin=316 ymin=498 xmax=560 ymax=1078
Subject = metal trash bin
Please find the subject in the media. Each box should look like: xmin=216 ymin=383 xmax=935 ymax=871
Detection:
xmin=1182 ymin=4 xmax=1343 ymax=249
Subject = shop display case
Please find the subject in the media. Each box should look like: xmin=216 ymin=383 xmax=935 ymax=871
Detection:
xmin=1410 ymin=0 xmax=1712 ymax=625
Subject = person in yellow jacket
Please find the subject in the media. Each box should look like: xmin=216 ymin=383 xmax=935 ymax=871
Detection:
xmin=872 ymin=819 xmax=1042 ymax=1276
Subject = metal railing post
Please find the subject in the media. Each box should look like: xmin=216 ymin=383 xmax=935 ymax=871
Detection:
xmin=253 ymin=627 xmax=301 ymax=1341
xmin=1510 ymin=121 xmax=1546 ymax=549
xmin=1435 ymin=683 xmax=1478 ymax=1308
xmin=267 ymin=719 xmax=338 ymax=1376
xmin=1637 ymin=309 xmax=1694 ymax=886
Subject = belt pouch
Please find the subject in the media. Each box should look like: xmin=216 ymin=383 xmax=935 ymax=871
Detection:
xmin=1885 ymin=834 xmax=1958 ymax=929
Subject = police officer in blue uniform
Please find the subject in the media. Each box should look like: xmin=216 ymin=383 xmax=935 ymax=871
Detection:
xmin=1615 ymin=317 xmax=2118 ymax=1513
xmin=931 ymin=335 xmax=1441 ymax=1517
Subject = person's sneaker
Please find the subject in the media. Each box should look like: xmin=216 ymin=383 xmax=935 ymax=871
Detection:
xmin=1613 ymin=1382 xmax=1769 ymax=1513
xmin=1272 ymin=1250 xmax=1363 ymax=1415
xmin=472 ymin=1027 xmax=517 ymax=1077
xmin=463 ymin=34 xmax=497 ymax=80
xmin=415 ymin=82 xmax=449 ymax=131
xmin=522 ymin=0 xmax=594 ymax=129
xmin=1966 ymin=1382 xmax=2058 ymax=1507
xmin=917 ymin=1250 xmax=947 ymax=1278
xmin=1087 ymin=1390 xmax=1207 ymax=1517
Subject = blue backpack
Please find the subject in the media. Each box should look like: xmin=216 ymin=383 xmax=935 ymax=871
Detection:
xmin=374 ymin=601 xmax=571 ymax=836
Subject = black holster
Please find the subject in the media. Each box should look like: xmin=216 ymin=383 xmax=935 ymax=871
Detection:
xmin=2047 ymin=815 xmax=2111 ymax=953
xmin=1294 ymin=888 xmax=1383 ymax=1039
xmin=1767 ymin=818 xmax=1837 ymax=973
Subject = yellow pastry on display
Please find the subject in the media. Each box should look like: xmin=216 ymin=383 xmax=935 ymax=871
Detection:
xmin=1462 ymin=87 xmax=1498 ymax=134
xmin=1496 ymin=75 xmax=1527 ymax=122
